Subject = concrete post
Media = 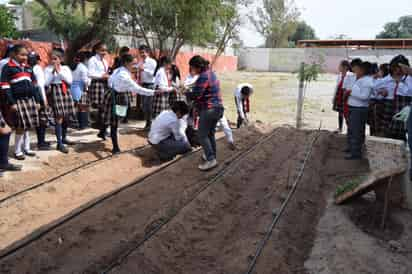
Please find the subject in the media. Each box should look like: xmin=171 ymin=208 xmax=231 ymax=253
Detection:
xmin=296 ymin=62 xmax=305 ymax=129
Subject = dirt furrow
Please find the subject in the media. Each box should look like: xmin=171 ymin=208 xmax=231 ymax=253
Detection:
xmin=0 ymin=126 xmax=271 ymax=274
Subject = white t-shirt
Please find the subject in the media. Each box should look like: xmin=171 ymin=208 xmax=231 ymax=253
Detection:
xmin=149 ymin=110 xmax=188 ymax=145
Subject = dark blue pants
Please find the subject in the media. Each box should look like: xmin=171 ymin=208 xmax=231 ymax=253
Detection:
xmin=348 ymin=106 xmax=368 ymax=158
xmin=152 ymin=136 xmax=192 ymax=161
xmin=0 ymin=133 xmax=10 ymax=167
xmin=198 ymin=107 xmax=224 ymax=161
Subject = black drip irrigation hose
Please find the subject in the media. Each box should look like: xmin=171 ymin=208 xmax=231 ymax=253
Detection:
xmin=0 ymin=144 xmax=151 ymax=206
xmin=0 ymin=130 xmax=256 ymax=262
xmin=100 ymin=128 xmax=282 ymax=274
xmin=244 ymin=128 xmax=322 ymax=274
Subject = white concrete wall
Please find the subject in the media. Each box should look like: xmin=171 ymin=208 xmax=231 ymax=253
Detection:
xmin=238 ymin=47 xmax=412 ymax=73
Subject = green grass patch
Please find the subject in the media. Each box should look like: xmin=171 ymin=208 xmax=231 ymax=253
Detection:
xmin=335 ymin=175 xmax=367 ymax=197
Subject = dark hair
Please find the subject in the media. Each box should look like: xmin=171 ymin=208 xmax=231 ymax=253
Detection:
xmin=138 ymin=45 xmax=150 ymax=52
xmin=70 ymin=51 xmax=89 ymax=70
xmin=241 ymin=86 xmax=252 ymax=96
xmin=189 ymin=55 xmax=209 ymax=73
xmin=51 ymin=48 xmax=65 ymax=59
xmin=93 ymin=42 xmax=107 ymax=54
xmin=340 ymin=60 xmax=351 ymax=71
xmin=119 ymin=46 xmax=130 ymax=55
xmin=171 ymin=64 xmax=181 ymax=82
xmin=3 ymin=44 xmax=15 ymax=59
xmin=28 ymin=51 xmax=40 ymax=67
xmin=12 ymin=44 xmax=27 ymax=55
xmin=359 ymin=61 xmax=373 ymax=76
xmin=371 ymin=63 xmax=379 ymax=75
xmin=389 ymin=55 xmax=410 ymax=76
xmin=120 ymin=54 xmax=135 ymax=66
xmin=154 ymin=56 xmax=172 ymax=76
xmin=379 ymin=63 xmax=390 ymax=78
xmin=171 ymin=101 xmax=189 ymax=116
xmin=350 ymin=58 xmax=363 ymax=69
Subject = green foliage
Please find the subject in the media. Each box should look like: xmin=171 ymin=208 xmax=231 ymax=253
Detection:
xmin=377 ymin=15 xmax=412 ymax=39
xmin=31 ymin=0 xmax=89 ymax=41
xmin=0 ymin=5 xmax=19 ymax=39
xmin=296 ymin=60 xmax=324 ymax=85
xmin=335 ymin=176 xmax=366 ymax=197
xmin=249 ymin=0 xmax=300 ymax=48
xmin=120 ymin=0 xmax=243 ymax=58
xmin=289 ymin=21 xmax=317 ymax=46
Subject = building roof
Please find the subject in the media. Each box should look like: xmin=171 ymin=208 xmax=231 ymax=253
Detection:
xmin=297 ymin=39 xmax=412 ymax=49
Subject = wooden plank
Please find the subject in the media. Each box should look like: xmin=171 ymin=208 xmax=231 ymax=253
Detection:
xmin=335 ymin=167 xmax=407 ymax=205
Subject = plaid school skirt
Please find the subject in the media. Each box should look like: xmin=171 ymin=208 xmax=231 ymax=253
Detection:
xmin=333 ymin=88 xmax=345 ymax=113
xmin=77 ymin=89 xmax=90 ymax=106
xmin=13 ymin=97 xmax=40 ymax=130
xmin=89 ymin=79 xmax=107 ymax=107
xmin=0 ymin=110 xmax=6 ymax=128
xmin=389 ymin=95 xmax=412 ymax=139
xmin=169 ymin=91 xmax=186 ymax=106
xmin=48 ymin=84 xmax=76 ymax=119
xmin=152 ymin=92 xmax=170 ymax=118
xmin=367 ymin=99 xmax=384 ymax=137
xmin=101 ymin=89 xmax=129 ymax=126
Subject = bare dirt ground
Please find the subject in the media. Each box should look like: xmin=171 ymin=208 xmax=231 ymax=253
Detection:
xmin=0 ymin=72 xmax=411 ymax=274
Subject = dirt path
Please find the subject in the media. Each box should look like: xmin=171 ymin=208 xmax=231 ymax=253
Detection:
xmin=0 ymin=126 xmax=270 ymax=274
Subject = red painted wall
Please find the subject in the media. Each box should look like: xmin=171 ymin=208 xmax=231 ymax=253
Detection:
xmin=0 ymin=39 xmax=238 ymax=78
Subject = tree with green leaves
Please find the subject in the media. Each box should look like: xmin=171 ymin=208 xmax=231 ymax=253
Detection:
xmin=118 ymin=0 xmax=246 ymax=60
xmin=0 ymin=5 xmax=19 ymax=39
xmin=249 ymin=0 xmax=300 ymax=48
xmin=289 ymin=21 xmax=317 ymax=46
xmin=377 ymin=15 xmax=412 ymax=39
xmin=29 ymin=0 xmax=120 ymax=63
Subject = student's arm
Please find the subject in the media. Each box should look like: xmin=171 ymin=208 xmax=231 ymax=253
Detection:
xmin=81 ymin=65 xmax=91 ymax=87
xmin=171 ymin=118 xmax=188 ymax=143
xmin=235 ymin=93 xmax=245 ymax=119
xmin=118 ymin=71 xmax=154 ymax=96
xmin=0 ymin=67 xmax=14 ymax=106
xmin=44 ymin=67 xmax=54 ymax=87
xmin=155 ymin=69 xmax=174 ymax=92
xmin=58 ymin=66 xmax=73 ymax=85
xmin=143 ymin=59 xmax=157 ymax=76
xmin=187 ymin=73 xmax=208 ymax=100
xmin=88 ymin=57 xmax=104 ymax=79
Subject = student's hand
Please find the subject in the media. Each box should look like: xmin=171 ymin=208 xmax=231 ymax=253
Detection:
xmin=53 ymin=64 xmax=61 ymax=73
xmin=399 ymin=63 xmax=412 ymax=75
xmin=0 ymin=123 xmax=11 ymax=135
xmin=378 ymin=89 xmax=388 ymax=97
xmin=10 ymin=104 xmax=17 ymax=112
xmin=138 ymin=64 xmax=144 ymax=71
xmin=102 ymin=73 xmax=110 ymax=79
xmin=36 ymin=104 xmax=41 ymax=110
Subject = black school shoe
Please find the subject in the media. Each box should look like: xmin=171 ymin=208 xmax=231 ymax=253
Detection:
xmin=112 ymin=147 xmax=121 ymax=155
xmin=57 ymin=145 xmax=69 ymax=154
xmin=62 ymin=139 xmax=76 ymax=146
xmin=24 ymin=150 xmax=36 ymax=157
xmin=15 ymin=154 xmax=26 ymax=161
xmin=38 ymin=143 xmax=52 ymax=151
xmin=0 ymin=163 xmax=22 ymax=171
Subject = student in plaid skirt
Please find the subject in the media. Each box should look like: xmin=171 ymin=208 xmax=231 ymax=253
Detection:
xmin=169 ymin=64 xmax=186 ymax=106
xmin=376 ymin=56 xmax=411 ymax=141
xmin=88 ymin=42 xmax=110 ymax=135
xmin=368 ymin=64 xmax=389 ymax=137
xmin=101 ymin=54 xmax=154 ymax=154
xmin=0 ymin=110 xmax=21 ymax=172
xmin=1 ymin=45 xmax=41 ymax=160
xmin=28 ymin=51 xmax=53 ymax=150
xmin=71 ymin=51 xmax=92 ymax=130
xmin=153 ymin=56 xmax=175 ymax=119
xmin=332 ymin=60 xmax=351 ymax=133
xmin=45 ymin=49 xmax=76 ymax=154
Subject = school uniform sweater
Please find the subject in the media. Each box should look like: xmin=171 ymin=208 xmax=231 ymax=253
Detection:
xmin=0 ymin=59 xmax=40 ymax=105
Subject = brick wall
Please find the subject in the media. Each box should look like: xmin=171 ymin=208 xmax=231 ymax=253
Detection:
xmin=0 ymin=39 xmax=238 ymax=78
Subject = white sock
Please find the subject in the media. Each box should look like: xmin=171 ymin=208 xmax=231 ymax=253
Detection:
xmin=15 ymin=134 xmax=24 ymax=155
xmin=24 ymin=131 xmax=31 ymax=152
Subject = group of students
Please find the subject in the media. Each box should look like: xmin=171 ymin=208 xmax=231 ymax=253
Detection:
xmin=333 ymin=55 xmax=412 ymax=161
xmin=0 ymin=42 xmax=254 ymax=173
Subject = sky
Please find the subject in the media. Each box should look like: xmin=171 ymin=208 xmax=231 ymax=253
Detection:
xmin=240 ymin=0 xmax=412 ymax=47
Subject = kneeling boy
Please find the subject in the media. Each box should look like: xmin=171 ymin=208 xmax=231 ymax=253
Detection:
xmin=149 ymin=101 xmax=192 ymax=161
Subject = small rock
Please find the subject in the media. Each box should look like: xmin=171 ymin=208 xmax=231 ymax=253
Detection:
xmin=58 ymin=237 xmax=64 ymax=245
xmin=389 ymin=240 xmax=402 ymax=251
